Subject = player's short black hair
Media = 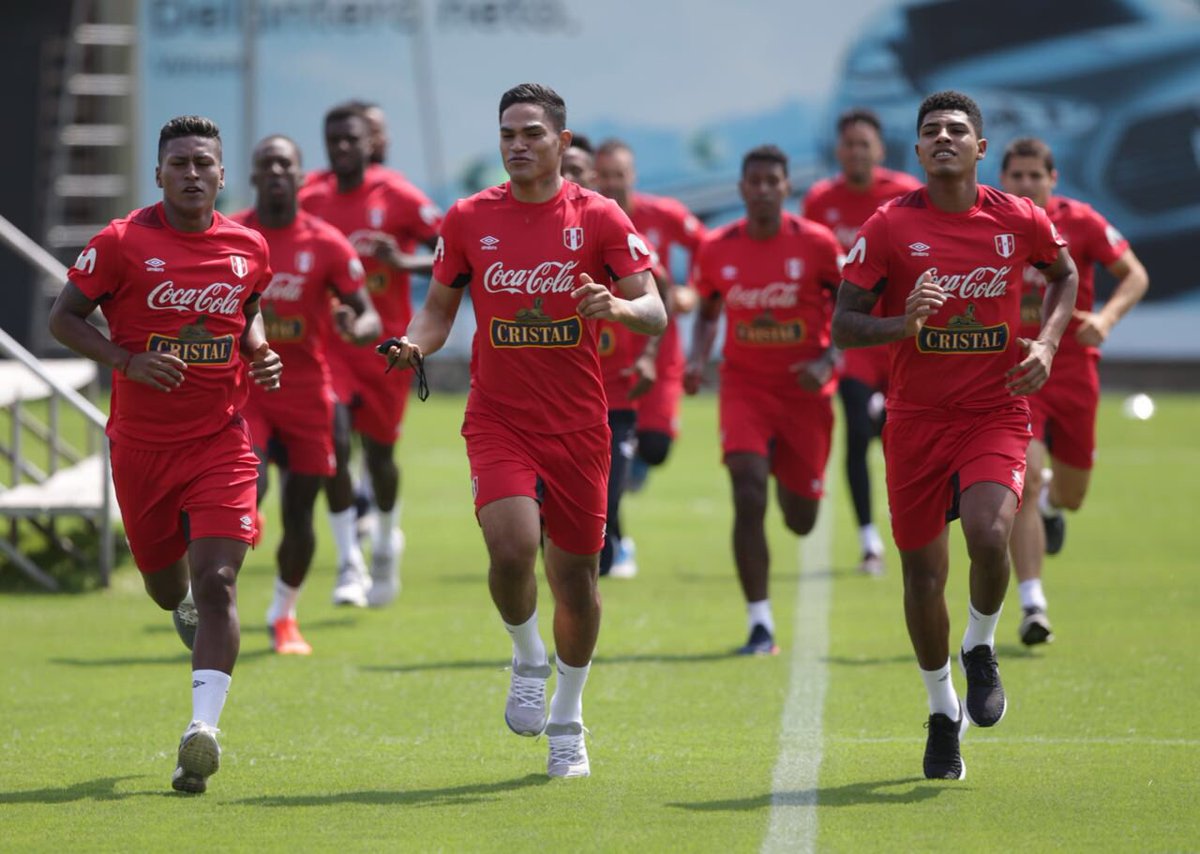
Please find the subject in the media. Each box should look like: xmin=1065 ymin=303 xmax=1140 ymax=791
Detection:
xmin=741 ymin=144 xmax=789 ymax=177
xmin=569 ymin=133 xmax=593 ymax=154
xmin=157 ymin=115 xmax=221 ymax=162
xmin=917 ymin=90 xmax=984 ymax=137
xmin=324 ymin=100 xmax=368 ymax=127
xmin=499 ymin=83 xmax=566 ymax=132
xmin=596 ymin=138 xmax=632 ymax=158
xmin=837 ymin=108 xmax=882 ymax=136
xmin=252 ymin=134 xmax=302 ymax=166
xmin=1002 ymin=137 xmax=1055 ymax=173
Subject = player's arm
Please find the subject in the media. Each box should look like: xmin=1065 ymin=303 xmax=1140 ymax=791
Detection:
xmin=333 ymin=287 xmax=382 ymax=345
xmin=832 ymin=277 xmax=937 ymax=348
xmin=241 ymin=294 xmax=282 ymax=390
xmin=381 ymin=277 xmax=464 ymax=370
xmin=48 ymin=282 xmax=187 ymax=392
xmin=1007 ymin=246 xmax=1079 ymax=395
xmin=573 ymin=270 xmax=667 ymax=336
xmin=1074 ymin=248 xmax=1149 ymax=347
xmin=626 ymin=266 xmax=673 ymax=400
xmin=683 ymin=291 xmax=723 ymax=394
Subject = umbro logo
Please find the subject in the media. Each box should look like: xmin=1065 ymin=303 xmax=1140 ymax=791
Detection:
xmin=480 ymin=235 xmax=500 ymax=251
xmin=239 ymin=515 xmax=253 ymax=531
xmin=144 ymin=257 xmax=167 ymax=272
xmin=908 ymin=242 xmax=931 ymax=257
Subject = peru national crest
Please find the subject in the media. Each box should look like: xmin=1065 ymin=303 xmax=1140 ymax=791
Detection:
xmin=994 ymin=233 xmax=1015 ymax=259
xmin=563 ymin=227 xmax=584 ymax=251
xmin=230 ymin=255 xmax=249 ymax=278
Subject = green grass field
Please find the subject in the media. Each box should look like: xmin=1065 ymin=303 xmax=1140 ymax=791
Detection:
xmin=1 ymin=392 xmax=1197 ymax=851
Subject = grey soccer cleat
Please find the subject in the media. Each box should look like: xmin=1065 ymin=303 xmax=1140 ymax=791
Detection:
xmin=171 ymin=721 xmax=221 ymax=794
xmin=173 ymin=601 xmax=199 ymax=651
xmin=504 ymin=659 xmax=551 ymax=736
xmin=546 ymin=721 xmax=591 ymax=778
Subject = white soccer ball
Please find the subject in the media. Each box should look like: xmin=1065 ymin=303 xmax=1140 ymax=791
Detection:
xmin=1121 ymin=393 xmax=1155 ymax=421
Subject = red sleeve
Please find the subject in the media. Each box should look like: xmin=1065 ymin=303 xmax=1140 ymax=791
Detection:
xmin=813 ymin=225 xmax=843 ymax=289
xmin=389 ymin=182 xmax=443 ymax=246
xmin=250 ymin=232 xmax=272 ymax=299
xmin=324 ymin=229 xmax=366 ymax=297
xmin=667 ymin=200 xmax=705 ymax=254
xmin=598 ymin=199 xmax=654 ymax=282
xmin=839 ymin=210 xmax=890 ymax=292
xmin=67 ymin=224 xmax=123 ymax=301
xmin=1085 ymin=207 xmax=1129 ymax=268
xmin=1026 ymin=200 xmax=1068 ymax=268
xmin=431 ymin=202 xmax=471 ymax=288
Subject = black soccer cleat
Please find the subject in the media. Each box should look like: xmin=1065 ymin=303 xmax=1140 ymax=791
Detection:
xmin=736 ymin=624 xmax=780 ymax=656
xmin=1042 ymin=511 xmax=1066 ymax=555
xmin=959 ymin=645 xmax=1007 ymax=727
xmin=1019 ymin=606 xmax=1055 ymax=646
xmin=923 ymin=701 xmax=967 ymax=780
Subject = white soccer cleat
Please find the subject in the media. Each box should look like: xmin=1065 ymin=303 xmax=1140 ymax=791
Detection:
xmin=608 ymin=536 xmax=638 ymax=579
xmin=332 ymin=557 xmax=371 ymax=607
xmin=505 ymin=659 xmax=551 ymax=736
xmin=546 ymin=721 xmax=590 ymax=778
xmin=171 ymin=721 xmax=221 ymax=794
xmin=367 ymin=528 xmax=404 ymax=607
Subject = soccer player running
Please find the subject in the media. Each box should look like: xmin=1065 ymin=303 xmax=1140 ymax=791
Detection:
xmin=1000 ymin=137 xmax=1149 ymax=645
xmin=382 ymin=83 xmax=665 ymax=777
xmin=685 ymin=145 xmax=843 ymax=656
xmin=300 ymin=102 xmax=441 ymax=608
xmin=48 ymin=116 xmax=282 ymax=793
xmin=594 ymin=139 xmax=705 ymax=506
xmin=802 ymin=109 xmax=923 ymax=576
xmin=232 ymin=135 xmax=381 ymax=654
xmin=833 ymin=91 xmax=1078 ymax=780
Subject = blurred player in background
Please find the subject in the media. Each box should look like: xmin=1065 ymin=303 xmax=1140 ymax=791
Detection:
xmin=803 ymin=108 xmax=922 ymax=576
xmin=835 ymin=91 xmax=1078 ymax=779
xmin=300 ymin=101 xmax=441 ymax=608
xmin=595 ymin=139 xmax=704 ymax=515
xmin=49 ymin=115 xmax=282 ymax=793
xmin=686 ymin=145 xmax=842 ymax=656
xmin=1000 ymin=137 xmax=1148 ymax=645
xmin=383 ymin=83 xmax=665 ymax=777
xmin=233 ymin=135 xmax=380 ymax=654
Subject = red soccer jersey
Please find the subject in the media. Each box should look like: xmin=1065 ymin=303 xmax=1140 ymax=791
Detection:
xmin=67 ymin=203 xmax=271 ymax=447
xmin=304 ymin=164 xmax=409 ymax=191
xmin=298 ymin=172 xmax=441 ymax=337
xmin=433 ymin=180 xmax=654 ymax=433
xmin=1018 ymin=195 xmax=1129 ymax=355
xmin=694 ymin=212 xmax=843 ymax=389
xmin=802 ymin=167 xmax=924 ymax=251
xmin=841 ymin=186 xmax=1066 ymax=413
xmin=229 ymin=208 xmax=365 ymax=386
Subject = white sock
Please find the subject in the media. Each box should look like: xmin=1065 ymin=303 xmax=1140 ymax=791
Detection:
xmin=919 ymin=659 xmax=960 ymax=719
xmin=1018 ymin=579 xmax=1048 ymax=611
xmin=1038 ymin=480 xmax=1061 ymax=518
xmin=192 ymin=669 xmax=231 ymax=728
xmin=549 ymin=659 xmax=591 ymax=725
xmin=962 ymin=601 xmax=1002 ymax=651
xmin=328 ymin=507 xmax=364 ymax=566
xmin=266 ymin=577 xmax=301 ymax=624
xmin=747 ymin=599 xmax=774 ymax=634
xmin=503 ymin=610 xmax=547 ymax=668
xmin=858 ymin=524 xmax=884 ymax=556
xmin=372 ymin=504 xmax=400 ymax=554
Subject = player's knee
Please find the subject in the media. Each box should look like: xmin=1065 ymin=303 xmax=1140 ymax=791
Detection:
xmin=1054 ymin=485 xmax=1087 ymax=512
xmin=191 ymin=564 xmax=237 ymax=613
xmin=782 ymin=504 xmax=817 ymax=537
xmin=732 ymin=480 xmax=769 ymax=518
xmin=963 ymin=518 xmax=1011 ymax=565
xmin=487 ymin=540 xmax=539 ymax=579
xmin=637 ymin=431 xmax=672 ymax=466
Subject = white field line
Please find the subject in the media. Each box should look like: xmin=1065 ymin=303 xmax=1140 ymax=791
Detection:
xmin=762 ymin=485 xmax=835 ymax=854
xmin=828 ymin=736 xmax=1200 ymax=747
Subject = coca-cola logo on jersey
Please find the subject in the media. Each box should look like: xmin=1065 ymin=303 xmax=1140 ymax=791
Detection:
xmin=925 ymin=266 xmax=1013 ymax=299
xmin=147 ymin=280 xmax=245 ymax=315
xmin=725 ymin=282 xmax=800 ymax=311
xmin=346 ymin=229 xmax=385 ymax=256
xmin=483 ymin=261 xmax=578 ymax=295
xmin=262 ymin=273 xmax=306 ymax=302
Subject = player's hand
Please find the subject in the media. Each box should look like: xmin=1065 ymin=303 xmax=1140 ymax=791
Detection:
xmin=1006 ymin=337 xmax=1055 ymax=396
xmin=904 ymin=271 xmax=946 ymax=337
xmin=249 ymin=342 xmax=282 ymax=391
xmin=790 ymin=356 xmax=834 ymax=392
xmin=369 ymin=234 xmax=405 ymax=268
xmin=379 ymin=336 xmax=422 ymax=372
xmin=624 ymin=353 xmax=657 ymax=400
xmin=683 ymin=361 xmax=705 ymax=395
xmin=571 ymin=274 xmax=624 ymax=321
xmin=672 ymin=284 xmax=700 ymax=315
xmin=333 ymin=304 xmax=358 ymax=342
xmin=1073 ymin=309 xmax=1111 ymax=347
xmin=125 ymin=351 xmax=187 ymax=392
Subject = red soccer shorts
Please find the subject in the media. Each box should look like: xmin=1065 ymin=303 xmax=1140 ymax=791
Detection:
xmin=840 ymin=345 xmax=890 ymax=391
xmin=1028 ymin=349 xmax=1100 ymax=470
xmin=111 ymin=415 xmax=260 ymax=573
xmin=243 ymin=379 xmax=337 ymax=476
xmin=883 ymin=402 xmax=1031 ymax=551
xmin=462 ymin=408 xmax=611 ymax=555
xmin=719 ymin=378 xmax=834 ymax=499
xmin=329 ymin=344 xmax=411 ymax=446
